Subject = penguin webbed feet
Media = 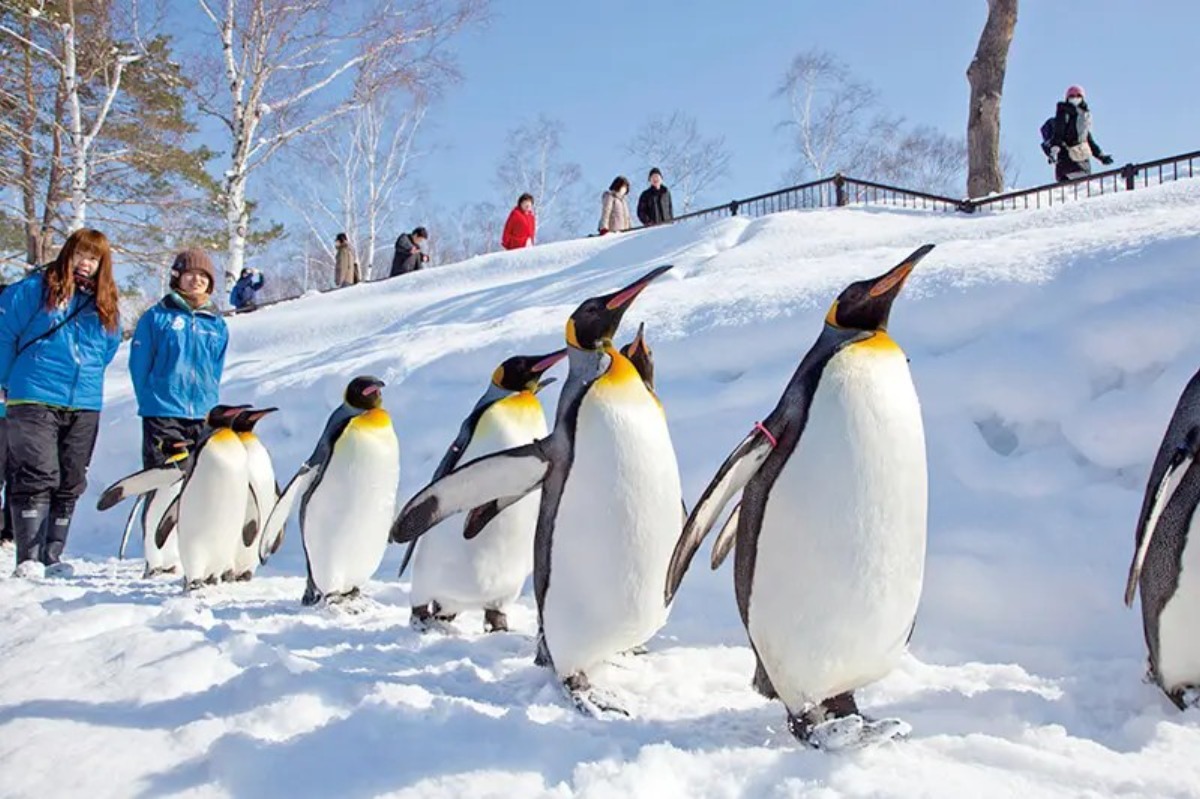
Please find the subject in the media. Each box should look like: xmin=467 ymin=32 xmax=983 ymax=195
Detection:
xmin=786 ymin=693 xmax=909 ymax=751
xmin=562 ymin=673 xmax=629 ymax=719
xmin=409 ymin=602 xmax=457 ymax=632
xmin=1167 ymin=685 xmax=1200 ymax=711
xmin=483 ymin=608 xmax=508 ymax=633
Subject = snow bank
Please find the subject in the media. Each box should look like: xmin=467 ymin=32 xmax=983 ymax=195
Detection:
xmin=3 ymin=181 xmax=1200 ymax=797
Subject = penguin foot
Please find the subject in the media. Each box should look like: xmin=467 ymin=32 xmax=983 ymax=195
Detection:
xmin=219 ymin=569 xmax=236 ymax=583
xmin=205 ymin=575 xmax=220 ymax=586
xmin=563 ymin=674 xmax=629 ymax=719
xmin=620 ymin=644 xmax=649 ymax=657
xmin=144 ymin=565 xmax=179 ymax=579
xmin=1168 ymin=686 xmax=1200 ymax=710
xmin=301 ymin=586 xmax=322 ymax=606
xmin=483 ymin=609 xmax=508 ymax=633
xmin=789 ymin=714 xmax=910 ymax=751
xmin=534 ymin=631 xmax=552 ymax=668
xmin=184 ymin=578 xmax=206 ymax=592
xmin=235 ymin=571 xmax=253 ymax=582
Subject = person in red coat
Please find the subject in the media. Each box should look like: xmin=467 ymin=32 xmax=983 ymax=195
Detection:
xmin=501 ymin=193 xmax=536 ymax=250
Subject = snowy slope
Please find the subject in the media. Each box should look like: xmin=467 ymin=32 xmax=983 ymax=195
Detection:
xmin=4 ymin=181 xmax=1200 ymax=797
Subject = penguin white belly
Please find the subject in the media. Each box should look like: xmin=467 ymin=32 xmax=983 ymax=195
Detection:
xmin=749 ymin=341 xmax=927 ymax=710
xmin=234 ymin=438 xmax=276 ymax=577
xmin=178 ymin=432 xmax=249 ymax=583
xmin=303 ymin=411 xmax=399 ymax=597
xmin=411 ymin=397 xmax=547 ymax=613
xmin=543 ymin=362 xmax=682 ymax=677
xmin=1156 ymin=512 xmax=1200 ymax=692
xmin=143 ymin=482 xmax=182 ymax=572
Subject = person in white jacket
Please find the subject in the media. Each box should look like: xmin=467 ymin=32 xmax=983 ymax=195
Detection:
xmin=598 ymin=176 xmax=632 ymax=234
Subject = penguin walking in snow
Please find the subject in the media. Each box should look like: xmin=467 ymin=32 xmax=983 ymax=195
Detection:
xmin=108 ymin=438 xmax=189 ymax=576
xmin=392 ymin=265 xmax=681 ymax=716
xmin=401 ymin=350 xmax=565 ymax=632
xmin=665 ymin=245 xmax=934 ymax=751
xmin=100 ymin=404 xmax=259 ymax=591
xmin=261 ymin=376 xmax=399 ymax=607
xmin=1126 ymin=368 xmax=1200 ymax=709
xmin=231 ymin=407 xmax=279 ymax=580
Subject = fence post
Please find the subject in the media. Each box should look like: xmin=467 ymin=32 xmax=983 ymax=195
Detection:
xmin=833 ymin=173 xmax=848 ymax=207
xmin=729 ymin=200 xmax=739 ymax=216
xmin=1121 ymin=163 xmax=1137 ymax=191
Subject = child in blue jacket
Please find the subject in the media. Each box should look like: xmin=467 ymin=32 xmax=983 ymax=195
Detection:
xmin=130 ymin=249 xmax=229 ymax=472
xmin=0 ymin=229 xmax=122 ymax=578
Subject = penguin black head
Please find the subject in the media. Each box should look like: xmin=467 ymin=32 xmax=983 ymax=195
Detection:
xmin=232 ymin=407 xmax=278 ymax=433
xmin=206 ymin=404 xmax=251 ymax=428
xmin=154 ymin=437 xmax=191 ymax=462
xmin=620 ymin=322 xmax=654 ymax=390
xmin=566 ymin=264 xmax=673 ymax=350
xmin=491 ymin=349 xmax=568 ymax=393
xmin=826 ymin=244 xmax=934 ymax=332
xmin=345 ymin=375 xmax=386 ymax=410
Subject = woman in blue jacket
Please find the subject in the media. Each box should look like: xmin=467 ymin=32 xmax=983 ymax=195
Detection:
xmin=0 ymin=229 xmax=122 ymax=578
xmin=130 ymin=249 xmax=229 ymax=471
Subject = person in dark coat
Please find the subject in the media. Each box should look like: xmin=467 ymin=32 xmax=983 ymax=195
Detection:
xmin=390 ymin=227 xmax=430 ymax=277
xmin=130 ymin=249 xmax=229 ymax=471
xmin=636 ymin=167 xmax=674 ymax=226
xmin=501 ymin=194 xmax=537 ymax=250
xmin=0 ymin=229 xmax=122 ymax=578
xmin=229 ymin=267 xmax=265 ymax=310
xmin=1046 ymin=85 xmax=1114 ymax=183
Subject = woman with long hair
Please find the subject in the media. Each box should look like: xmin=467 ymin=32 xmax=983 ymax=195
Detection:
xmin=0 ymin=229 xmax=122 ymax=577
xmin=598 ymin=176 xmax=632 ymax=234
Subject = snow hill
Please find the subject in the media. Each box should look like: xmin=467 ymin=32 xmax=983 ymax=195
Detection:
xmin=4 ymin=181 xmax=1200 ymax=798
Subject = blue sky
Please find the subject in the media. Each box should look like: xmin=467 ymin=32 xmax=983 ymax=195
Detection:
xmin=389 ymin=0 xmax=1198 ymax=223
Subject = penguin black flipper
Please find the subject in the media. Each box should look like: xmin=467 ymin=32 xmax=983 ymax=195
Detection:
xmin=260 ymin=466 xmax=317 ymax=562
xmin=155 ymin=494 xmax=182 ymax=549
xmin=391 ymin=440 xmax=552 ymax=545
xmin=1126 ymin=441 xmax=1196 ymax=605
xmin=664 ymin=428 xmax=778 ymax=604
xmin=118 ymin=494 xmax=146 ymax=559
xmin=97 ymin=464 xmax=185 ymax=511
xmin=710 ymin=502 xmax=741 ymax=570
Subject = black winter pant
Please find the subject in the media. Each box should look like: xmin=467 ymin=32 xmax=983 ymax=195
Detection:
xmin=7 ymin=404 xmax=101 ymax=561
xmin=0 ymin=417 xmax=10 ymax=541
xmin=142 ymin=417 xmax=206 ymax=469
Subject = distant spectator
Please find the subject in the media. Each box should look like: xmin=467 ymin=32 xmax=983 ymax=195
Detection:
xmin=636 ymin=167 xmax=674 ymax=226
xmin=599 ymin=176 xmax=632 ymax=235
xmin=391 ymin=226 xmax=430 ymax=277
xmin=502 ymin=194 xmax=537 ymax=250
xmin=1045 ymin=85 xmax=1114 ymax=183
xmin=229 ymin=267 xmax=265 ymax=311
xmin=334 ymin=232 xmax=361 ymax=287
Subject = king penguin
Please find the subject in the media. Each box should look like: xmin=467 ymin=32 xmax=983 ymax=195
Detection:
xmin=620 ymin=322 xmax=655 ymax=394
xmin=231 ymin=407 xmax=279 ymax=581
xmin=401 ymin=350 xmax=565 ymax=632
xmin=392 ymin=265 xmax=681 ymax=716
xmin=665 ymin=245 xmax=934 ymax=750
xmin=103 ymin=437 xmax=190 ymax=577
xmin=261 ymin=376 xmax=399 ymax=606
xmin=101 ymin=404 xmax=259 ymax=591
xmin=1125 ymin=367 xmax=1200 ymax=709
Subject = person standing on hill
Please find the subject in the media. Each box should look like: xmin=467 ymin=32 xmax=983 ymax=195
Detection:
xmin=1045 ymin=85 xmax=1114 ymax=183
xmin=637 ymin=168 xmax=674 ymax=226
xmin=501 ymin=194 xmax=537 ymax=250
xmin=130 ymin=249 xmax=229 ymax=470
xmin=391 ymin=226 xmax=430 ymax=276
xmin=598 ymin=176 xmax=632 ymax=235
xmin=0 ymin=229 xmax=122 ymax=578
xmin=229 ymin=267 xmax=265 ymax=311
xmin=334 ymin=233 xmax=361 ymax=287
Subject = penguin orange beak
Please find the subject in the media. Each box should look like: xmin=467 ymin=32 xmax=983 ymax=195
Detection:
xmin=867 ymin=244 xmax=934 ymax=299
xmin=532 ymin=349 xmax=568 ymax=374
xmin=626 ymin=322 xmax=647 ymax=356
xmin=245 ymin=407 xmax=278 ymax=423
xmin=604 ymin=264 xmax=673 ymax=311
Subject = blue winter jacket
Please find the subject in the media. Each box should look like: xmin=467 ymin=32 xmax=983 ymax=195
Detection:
xmin=230 ymin=272 xmax=265 ymax=309
xmin=130 ymin=293 xmax=229 ymax=420
xmin=0 ymin=271 xmax=121 ymax=411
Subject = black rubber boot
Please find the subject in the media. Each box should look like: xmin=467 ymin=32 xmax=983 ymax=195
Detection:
xmin=12 ymin=497 xmax=49 ymax=574
xmin=42 ymin=501 xmax=74 ymax=568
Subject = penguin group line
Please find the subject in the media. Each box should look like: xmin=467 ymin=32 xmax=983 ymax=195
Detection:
xmin=96 ymin=245 xmax=1200 ymax=752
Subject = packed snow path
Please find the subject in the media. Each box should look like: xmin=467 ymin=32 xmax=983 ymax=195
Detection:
xmin=3 ymin=181 xmax=1200 ymax=797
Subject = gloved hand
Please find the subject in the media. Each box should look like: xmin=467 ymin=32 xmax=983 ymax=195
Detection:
xmin=1099 ymin=154 xmax=1114 ymax=165
xmin=1048 ymin=146 xmax=1060 ymax=164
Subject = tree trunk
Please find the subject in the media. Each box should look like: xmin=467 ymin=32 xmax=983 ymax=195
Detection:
xmin=20 ymin=15 xmax=38 ymax=264
xmin=225 ymin=169 xmax=248 ymax=290
xmin=966 ymin=0 xmax=1018 ymax=199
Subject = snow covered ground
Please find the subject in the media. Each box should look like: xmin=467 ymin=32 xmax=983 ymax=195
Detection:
xmin=4 ymin=181 xmax=1200 ymax=797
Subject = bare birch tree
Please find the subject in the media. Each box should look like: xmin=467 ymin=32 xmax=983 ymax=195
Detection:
xmin=966 ymin=0 xmax=1018 ymax=198
xmin=624 ymin=111 xmax=731 ymax=212
xmin=494 ymin=115 xmax=582 ymax=242
xmin=192 ymin=0 xmax=483 ymax=285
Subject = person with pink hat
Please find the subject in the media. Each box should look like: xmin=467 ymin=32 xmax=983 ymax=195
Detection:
xmin=1045 ymin=84 xmax=1114 ymax=182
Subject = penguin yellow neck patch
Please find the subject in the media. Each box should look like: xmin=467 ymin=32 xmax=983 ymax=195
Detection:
xmin=495 ymin=391 xmax=541 ymax=414
xmin=850 ymin=331 xmax=902 ymax=353
xmin=351 ymin=408 xmax=393 ymax=429
xmin=211 ymin=428 xmax=239 ymax=444
xmin=597 ymin=347 xmax=643 ymax=388
xmin=565 ymin=318 xmax=581 ymax=349
xmin=236 ymin=432 xmax=256 ymax=443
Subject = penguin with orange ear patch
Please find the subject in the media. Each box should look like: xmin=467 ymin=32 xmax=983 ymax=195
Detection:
xmin=391 ymin=265 xmax=681 ymax=716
